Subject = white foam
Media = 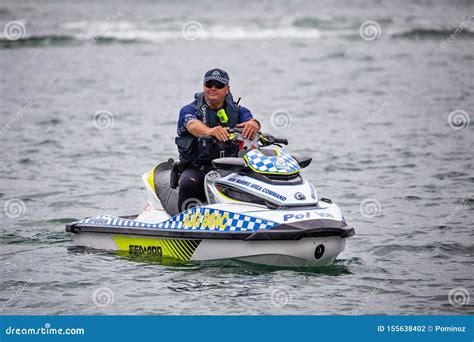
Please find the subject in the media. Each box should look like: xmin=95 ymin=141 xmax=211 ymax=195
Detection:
xmin=61 ymin=21 xmax=323 ymax=42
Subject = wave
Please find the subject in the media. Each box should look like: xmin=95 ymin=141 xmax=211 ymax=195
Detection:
xmin=0 ymin=34 xmax=76 ymax=48
xmin=392 ymin=27 xmax=474 ymax=39
xmin=293 ymin=16 xmax=394 ymax=29
xmin=2 ymin=21 xmax=473 ymax=49
xmin=0 ymin=34 xmax=144 ymax=49
xmin=0 ymin=25 xmax=324 ymax=49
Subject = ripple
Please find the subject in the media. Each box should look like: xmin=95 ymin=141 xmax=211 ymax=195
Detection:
xmin=433 ymin=171 xmax=469 ymax=180
xmin=38 ymin=139 xmax=59 ymax=146
xmin=371 ymin=242 xmax=473 ymax=257
xmin=404 ymin=195 xmax=422 ymax=200
xmin=18 ymin=158 xmax=32 ymax=164
xmin=38 ymin=118 xmax=62 ymax=126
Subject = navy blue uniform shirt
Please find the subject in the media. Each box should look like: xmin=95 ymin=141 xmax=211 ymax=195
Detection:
xmin=177 ymin=102 xmax=254 ymax=137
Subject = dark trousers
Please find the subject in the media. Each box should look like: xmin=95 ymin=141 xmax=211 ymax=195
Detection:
xmin=177 ymin=167 xmax=207 ymax=211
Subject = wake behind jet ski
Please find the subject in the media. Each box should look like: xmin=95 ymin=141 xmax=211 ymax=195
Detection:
xmin=66 ymin=129 xmax=354 ymax=267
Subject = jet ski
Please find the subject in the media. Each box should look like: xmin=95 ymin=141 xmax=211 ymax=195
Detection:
xmin=65 ymin=129 xmax=354 ymax=267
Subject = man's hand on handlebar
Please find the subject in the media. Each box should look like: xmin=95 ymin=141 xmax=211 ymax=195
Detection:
xmin=208 ymin=126 xmax=229 ymax=142
xmin=236 ymin=120 xmax=259 ymax=140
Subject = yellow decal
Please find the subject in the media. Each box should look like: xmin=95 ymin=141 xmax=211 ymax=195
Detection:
xmin=147 ymin=165 xmax=157 ymax=192
xmin=183 ymin=212 xmax=229 ymax=230
xmin=112 ymin=235 xmax=199 ymax=261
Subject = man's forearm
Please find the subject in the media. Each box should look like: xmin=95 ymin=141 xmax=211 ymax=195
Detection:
xmin=186 ymin=120 xmax=211 ymax=137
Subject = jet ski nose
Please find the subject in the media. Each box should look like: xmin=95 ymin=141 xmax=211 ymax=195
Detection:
xmin=244 ymin=220 xmax=355 ymax=241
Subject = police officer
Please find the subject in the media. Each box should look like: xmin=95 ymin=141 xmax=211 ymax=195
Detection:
xmin=175 ymin=68 xmax=261 ymax=211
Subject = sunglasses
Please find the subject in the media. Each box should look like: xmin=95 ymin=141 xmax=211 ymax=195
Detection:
xmin=204 ymin=81 xmax=227 ymax=89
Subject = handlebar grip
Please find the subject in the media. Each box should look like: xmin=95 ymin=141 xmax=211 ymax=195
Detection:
xmin=274 ymin=138 xmax=288 ymax=145
xmin=228 ymin=128 xmax=243 ymax=134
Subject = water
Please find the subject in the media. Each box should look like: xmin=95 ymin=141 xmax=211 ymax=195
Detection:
xmin=1 ymin=0 xmax=473 ymax=315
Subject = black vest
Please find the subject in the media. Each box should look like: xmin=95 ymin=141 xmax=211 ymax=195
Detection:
xmin=175 ymin=92 xmax=240 ymax=165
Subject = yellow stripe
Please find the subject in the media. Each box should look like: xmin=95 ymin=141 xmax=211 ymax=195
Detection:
xmin=112 ymin=235 xmax=199 ymax=261
xmin=162 ymin=239 xmax=181 ymax=260
xmin=147 ymin=165 xmax=157 ymax=193
xmin=168 ymin=240 xmax=189 ymax=260
xmin=168 ymin=239 xmax=187 ymax=260
xmin=173 ymin=240 xmax=189 ymax=260
xmin=217 ymin=190 xmax=242 ymax=203
xmin=182 ymin=241 xmax=195 ymax=260
xmin=250 ymin=169 xmax=300 ymax=176
xmin=179 ymin=240 xmax=194 ymax=259
xmin=189 ymin=240 xmax=199 ymax=250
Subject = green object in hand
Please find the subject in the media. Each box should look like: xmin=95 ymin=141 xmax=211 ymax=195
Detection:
xmin=216 ymin=109 xmax=228 ymax=125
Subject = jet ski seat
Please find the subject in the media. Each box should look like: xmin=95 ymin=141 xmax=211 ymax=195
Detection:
xmin=150 ymin=159 xmax=180 ymax=216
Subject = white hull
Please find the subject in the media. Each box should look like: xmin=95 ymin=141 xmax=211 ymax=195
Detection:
xmin=67 ymin=147 xmax=355 ymax=268
xmin=73 ymin=232 xmax=345 ymax=267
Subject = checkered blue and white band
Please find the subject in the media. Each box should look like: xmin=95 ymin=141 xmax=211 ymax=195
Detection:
xmin=79 ymin=207 xmax=277 ymax=232
xmin=244 ymin=149 xmax=300 ymax=174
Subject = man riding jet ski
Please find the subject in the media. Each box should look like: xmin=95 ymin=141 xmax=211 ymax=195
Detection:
xmin=175 ymin=68 xmax=261 ymax=212
xmin=65 ymin=69 xmax=354 ymax=267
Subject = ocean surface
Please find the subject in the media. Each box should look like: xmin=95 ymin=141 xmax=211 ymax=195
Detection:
xmin=0 ymin=0 xmax=473 ymax=315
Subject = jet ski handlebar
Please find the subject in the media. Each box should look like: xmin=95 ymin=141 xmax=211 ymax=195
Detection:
xmin=275 ymin=138 xmax=288 ymax=145
xmin=260 ymin=134 xmax=288 ymax=146
xmin=227 ymin=128 xmax=288 ymax=146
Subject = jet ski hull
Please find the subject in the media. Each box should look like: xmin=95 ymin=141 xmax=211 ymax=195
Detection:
xmin=66 ymin=210 xmax=353 ymax=267
xmin=65 ymin=144 xmax=356 ymax=268
xmin=70 ymin=231 xmax=346 ymax=267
